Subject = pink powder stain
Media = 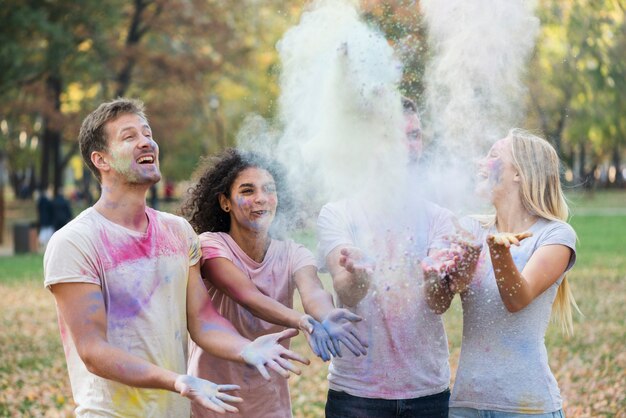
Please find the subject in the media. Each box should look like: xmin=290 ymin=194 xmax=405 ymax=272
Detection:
xmin=57 ymin=317 xmax=72 ymax=358
xmin=201 ymin=246 xmax=223 ymax=261
xmin=98 ymin=208 xmax=185 ymax=269
xmin=234 ymin=195 xmax=252 ymax=209
xmin=108 ymin=277 xmax=161 ymax=322
xmin=487 ymin=159 xmax=503 ymax=187
xmin=96 ymin=209 xmax=189 ymax=323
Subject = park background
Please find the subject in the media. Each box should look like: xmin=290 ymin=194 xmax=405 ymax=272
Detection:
xmin=0 ymin=0 xmax=624 ymax=416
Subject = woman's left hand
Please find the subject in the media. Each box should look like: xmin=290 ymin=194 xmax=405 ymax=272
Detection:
xmin=487 ymin=231 xmax=533 ymax=249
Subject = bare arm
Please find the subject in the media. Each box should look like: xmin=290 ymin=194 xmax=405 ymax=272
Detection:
xmin=52 ymin=282 xmax=180 ymax=389
xmin=422 ymin=250 xmax=456 ymax=314
xmin=187 ymin=262 xmax=309 ymax=379
xmin=423 ymin=219 xmax=482 ymax=314
xmin=487 ymin=232 xmax=572 ymax=312
xmin=294 ymin=265 xmax=335 ymax=319
xmin=50 ymin=282 xmax=242 ymax=412
xmin=326 ymin=246 xmax=373 ymax=307
xmin=295 ymin=265 xmax=368 ymax=358
xmin=201 ymin=257 xmax=305 ymax=330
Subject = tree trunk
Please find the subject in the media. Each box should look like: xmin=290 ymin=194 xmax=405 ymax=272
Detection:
xmin=0 ymin=155 xmax=5 ymax=244
xmin=41 ymin=74 xmax=63 ymax=195
xmin=579 ymin=143 xmax=591 ymax=189
xmin=116 ymin=0 xmax=154 ymax=97
xmin=612 ymin=144 xmax=623 ymax=188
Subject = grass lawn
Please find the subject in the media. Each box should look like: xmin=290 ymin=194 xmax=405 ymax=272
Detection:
xmin=0 ymin=191 xmax=624 ymax=417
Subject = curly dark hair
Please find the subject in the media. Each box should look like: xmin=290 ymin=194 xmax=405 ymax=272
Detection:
xmin=181 ymin=148 xmax=295 ymax=235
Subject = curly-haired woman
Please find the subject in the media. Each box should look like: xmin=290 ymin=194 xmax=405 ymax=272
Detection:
xmin=181 ymin=148 xmax=367 ymax=418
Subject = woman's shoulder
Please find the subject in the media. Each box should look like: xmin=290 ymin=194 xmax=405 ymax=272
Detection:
xmin=535 ymin=218 xmax=576 ymax=237
xmin=198 ymin=231 xmax=231 ymax=246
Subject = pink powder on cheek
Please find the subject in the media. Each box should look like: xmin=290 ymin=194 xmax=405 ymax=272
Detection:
xmin=487 ymin=159 xmax=503 ymax=186
xmin=234 ymin=195 xmax=252 ymax=209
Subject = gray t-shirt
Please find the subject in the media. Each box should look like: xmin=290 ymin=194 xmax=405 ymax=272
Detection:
xmin=450 ymin=217 xmax=577 ymax=413
xmin=317 ymin=197 xmax=454 ymax=399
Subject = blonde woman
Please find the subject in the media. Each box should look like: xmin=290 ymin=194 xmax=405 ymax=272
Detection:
xmin=449 ymin=129 xmax=578 ymax=417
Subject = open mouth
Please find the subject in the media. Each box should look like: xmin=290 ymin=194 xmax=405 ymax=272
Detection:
xmin=137 ymin=155 xmax=155 ymax=164
xmin=252 ymin=210 xmax=269 ymax=216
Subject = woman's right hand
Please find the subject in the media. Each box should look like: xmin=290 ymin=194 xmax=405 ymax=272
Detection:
xmin=487 ymin=231 xmax=533 ymax=249
xmin=240 ymin=329 xmax=309 ymax=380
xmin=174 ymin=374 xmax=242 ymax=413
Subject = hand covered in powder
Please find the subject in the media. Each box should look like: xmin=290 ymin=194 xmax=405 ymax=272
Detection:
xmin=298 ymin=314 xmax=333 ymax=361
xmin=174 ymin=374 xmax=242 ymax=413
xmin=425 ymin=219 xmax=482 ymax=293
xmin=240 ymin=328 xmax=310 ymax=380
xmin=321 ymin=308 xmax=368 ymax=358
xmin=487 ymin=231 xmax=533 ymax=249
xmin=339 ymin=247 xmax=375 ymax=278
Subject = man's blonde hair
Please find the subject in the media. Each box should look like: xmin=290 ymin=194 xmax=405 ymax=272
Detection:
xmin=78 ymin=98 xmax=147 ymax=182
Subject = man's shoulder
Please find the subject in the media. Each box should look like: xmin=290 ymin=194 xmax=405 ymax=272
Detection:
xmin=50 ymin=208 xmax=97 ymax=240
xmin=320 ymin=198 xmax=357 ymax=219
xmin=149 ymin=208 xmax=192 ymax=230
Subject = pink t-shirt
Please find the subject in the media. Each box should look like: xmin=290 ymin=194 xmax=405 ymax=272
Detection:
xmin=44 ymin=207 xmax=201 ymax=417
xmin=187 ymin=232 xmax=316 ymax=418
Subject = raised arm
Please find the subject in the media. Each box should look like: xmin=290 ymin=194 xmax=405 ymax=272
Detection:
xmin=326 ymin=246 xmax=374 ymax=307
xmin=50 ymin=282 xmax=242 ymax=413
xmin=487 ymin=232 xmax=572 ymax=312
xmin=187 ymin=262 xmax=309 ymax=379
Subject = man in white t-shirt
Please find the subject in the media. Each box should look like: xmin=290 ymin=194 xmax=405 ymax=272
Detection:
xmin=44 ymin=98 xmax=307 ymax=417
xmin=318 ymin=99 xmax=477 ymax=418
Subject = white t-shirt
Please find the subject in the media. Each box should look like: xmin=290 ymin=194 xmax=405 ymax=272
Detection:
xmin=450 ymin=217 xmax=577 ymax=413
xmin=316 ymin=198 xmax=454 ymax=399
xmin=44 ymin=207 xmax=201 ymax=417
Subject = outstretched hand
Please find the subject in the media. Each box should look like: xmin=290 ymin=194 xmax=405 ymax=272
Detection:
xmin=322 ymin=308 xmax=368 ymax=358
xmin=174 ymin=374 xmax=242 ymax=414
xmin=298 ymin=314 xmax=333 ymax=362
xmin=339 ymin=247 xmax=375 ymax=277
xmin=240 ymin=328 xmax=309 ymax=380
xmin=487 ymin=231 xmax=533 ymax=248
xmin=423 ymin=219 xmax=483 ymax=294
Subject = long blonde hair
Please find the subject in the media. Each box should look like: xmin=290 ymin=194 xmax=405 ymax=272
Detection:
xmin=508 ymin=128 xmax=580 ymax=335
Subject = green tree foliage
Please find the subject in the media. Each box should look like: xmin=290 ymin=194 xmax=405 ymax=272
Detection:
xmin=528 ymin=0 xmax=625 ymax=186
xmin=0 ymin=0 xmax=304 ymax=196
xmin=1 ymin=0 xmax=624 ymax=196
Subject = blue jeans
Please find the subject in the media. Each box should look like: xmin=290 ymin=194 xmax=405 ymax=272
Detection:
xmin=449 ymin=407 xmax=565 ymax=418
xmin=325 ymin=388 xmax=450 ymax=418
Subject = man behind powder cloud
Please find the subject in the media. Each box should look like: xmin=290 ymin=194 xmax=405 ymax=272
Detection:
xmin=43 ymin=98 xmax=308 ymax=417
xmin=317 ymin=97 xmax=479 ymax=418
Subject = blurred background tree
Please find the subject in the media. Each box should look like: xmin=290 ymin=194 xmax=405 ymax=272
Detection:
xmin=527 ymin=0 xmax=625 ymax=187
xmin=0 ymin=0 xmax=624 ymax=214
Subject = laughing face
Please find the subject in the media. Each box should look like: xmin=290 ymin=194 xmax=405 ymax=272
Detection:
xmin=104 ymin=113 xmax=161 ymax=185
xmin=476 ymin=137 xmax=516 ymax=201
xmin=222 ymin=167 xmax=278 ymax=234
